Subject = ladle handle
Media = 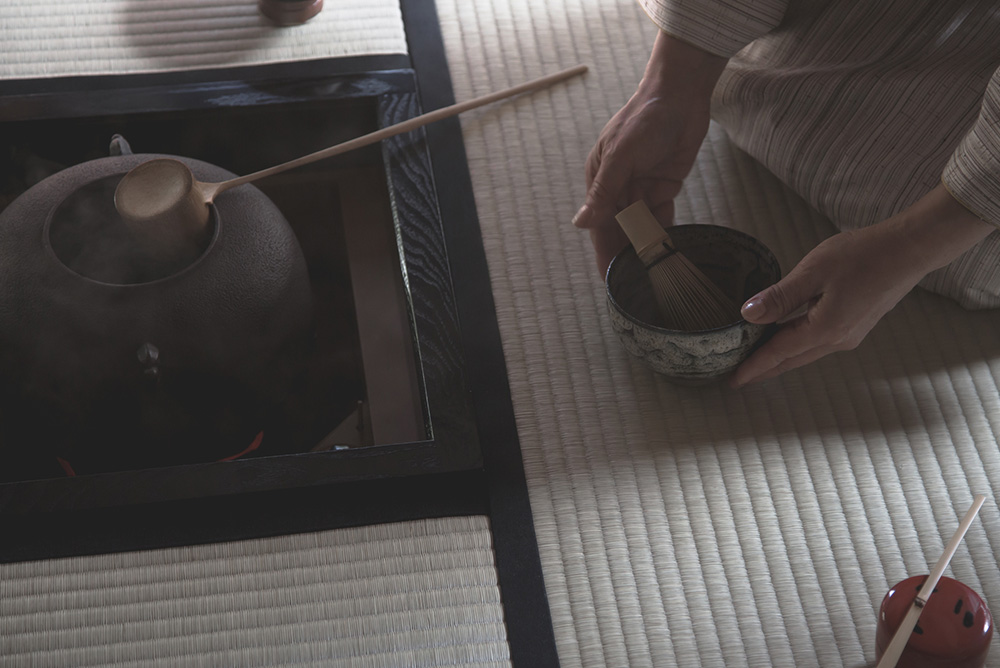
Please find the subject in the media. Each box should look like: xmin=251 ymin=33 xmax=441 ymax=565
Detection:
xmin=211 ymin=63 xmax=589 ymax=197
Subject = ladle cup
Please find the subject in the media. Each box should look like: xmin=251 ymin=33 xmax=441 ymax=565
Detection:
xmin=114 ymin=64 xmax=589 ymax=252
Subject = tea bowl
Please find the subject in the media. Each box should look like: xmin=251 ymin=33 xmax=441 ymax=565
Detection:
xmin=606 ymin=224 xmax=781 ymax=385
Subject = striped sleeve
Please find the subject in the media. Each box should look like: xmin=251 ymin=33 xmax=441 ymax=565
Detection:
xmin=942 ymin=65 xmax=1000 ymax=228
xmin=636 ymin=0 xmax=788 ymax=58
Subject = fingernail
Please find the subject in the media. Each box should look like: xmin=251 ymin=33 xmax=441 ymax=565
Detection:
xmin=741 ymin=293 xmax=766 ymax=320
xmin=572 ymin=205 xmax=588 ymax=228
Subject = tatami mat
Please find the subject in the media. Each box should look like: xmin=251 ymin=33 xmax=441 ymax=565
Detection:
xmin=4 ymin=1 xmax=1000 ymax=667
xmin=435 ymin=0 xmax=1000 ymax=666
xmin=0 ymin=516 xmax=511 ymax=667
xmin=0 ymin=0 xmax=406 ymax=80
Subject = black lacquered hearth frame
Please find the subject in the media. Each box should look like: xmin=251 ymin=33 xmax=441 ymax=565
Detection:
xmin=0 ymin=66 xmax=481 ymax=512
xmin=0 ymin=1 xmax=560 ymax=666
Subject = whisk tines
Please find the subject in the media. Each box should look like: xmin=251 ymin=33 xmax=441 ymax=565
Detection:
xmin=615 ymin=201 xmax=739 ymax=330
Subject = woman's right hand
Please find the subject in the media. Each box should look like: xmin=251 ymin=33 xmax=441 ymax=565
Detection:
xmin=573 ymin=31 xmax=728 ymax=274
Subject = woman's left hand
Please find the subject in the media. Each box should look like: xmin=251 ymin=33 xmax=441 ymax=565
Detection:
xmin=730 ymin=184 xmax=995 ymax=388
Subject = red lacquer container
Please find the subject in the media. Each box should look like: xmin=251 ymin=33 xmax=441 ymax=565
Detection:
xmin=876 ymin=575 xmax=993 ymax=668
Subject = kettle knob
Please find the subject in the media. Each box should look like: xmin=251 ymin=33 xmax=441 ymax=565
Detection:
xmin=136 ymin=343 xmax=161 ymax=386
xmin=109 ymin=134 xmax=132 ymax=156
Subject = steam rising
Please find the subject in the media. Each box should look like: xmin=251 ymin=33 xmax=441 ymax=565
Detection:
xmin=48 ymin=175 xmax=205 ymax=284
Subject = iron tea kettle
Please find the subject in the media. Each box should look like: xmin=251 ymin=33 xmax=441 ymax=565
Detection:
xmin=0 ymin=138 xmax=313 ymax=477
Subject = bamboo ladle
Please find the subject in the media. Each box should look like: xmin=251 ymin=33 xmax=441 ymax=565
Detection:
xmin=114 ymin=64 xmax=588 ymax=241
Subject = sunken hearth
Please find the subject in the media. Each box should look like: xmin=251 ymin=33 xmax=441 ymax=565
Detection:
xmin=0 ymin=75 xmax=429 ymax=487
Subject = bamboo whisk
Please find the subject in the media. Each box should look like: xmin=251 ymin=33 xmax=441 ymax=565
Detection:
xmin=615 ymin=201 xmax=739 ymax=331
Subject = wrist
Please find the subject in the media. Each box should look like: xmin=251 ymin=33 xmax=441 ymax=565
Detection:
xmin=888 ymin=183 xmax=995 ymax=273
xmin=639 ymin=30 xmax=728 ymax=101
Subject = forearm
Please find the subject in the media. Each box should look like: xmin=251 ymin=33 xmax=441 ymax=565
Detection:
xmin=639 ymin=30 xmax=729 ymax=101
xmin=889 ymin=183 xmax=995 ymax=277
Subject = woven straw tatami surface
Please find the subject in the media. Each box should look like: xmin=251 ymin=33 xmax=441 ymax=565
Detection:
xmin=0 ymin=0 xmax=407 ymax=79
xmin=3 ymin=1 xmax=1000 ymax=667
xmin=434 ymin=0 xmax=1000 ymax=666
xmin=0 ymin=517 xmax=511 ymax=667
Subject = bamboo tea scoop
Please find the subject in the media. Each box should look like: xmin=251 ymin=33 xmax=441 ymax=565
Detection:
xmin=114 ymin=64 xmax=589 ymax=242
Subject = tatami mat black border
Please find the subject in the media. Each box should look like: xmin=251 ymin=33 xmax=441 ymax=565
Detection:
xmin=0 ymin=470 xmax=488 ymax=562
xmin=400 ymin=0 xmax=561 ymax=666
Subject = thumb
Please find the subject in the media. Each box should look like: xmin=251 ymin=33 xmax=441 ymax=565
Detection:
xmin=573 ymin=159 xmax=629 ymax=230
xmin=741 ymin=270 xmax=819 ymax=324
